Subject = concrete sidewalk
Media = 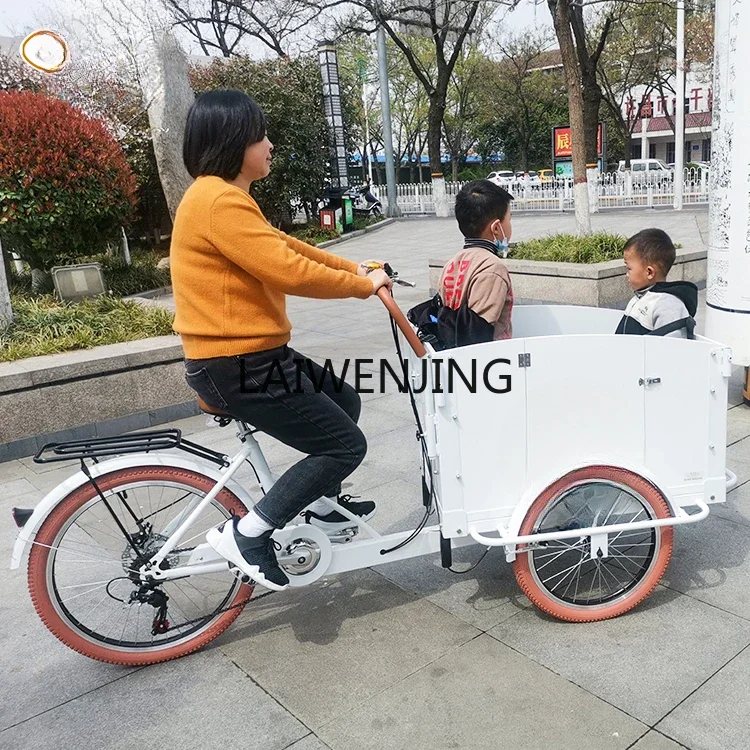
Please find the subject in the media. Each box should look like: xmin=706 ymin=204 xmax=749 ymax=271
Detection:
xmin=3 ymin=211 xmax=750 ymax=750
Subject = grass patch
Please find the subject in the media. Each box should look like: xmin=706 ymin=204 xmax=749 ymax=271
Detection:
xmin=510 ymin=232 xmax=683 ymax=264
xmin=510 ymin=233 xmax=627 ymax=263
xmin=0 ymin=295 xmax=175 ymax=362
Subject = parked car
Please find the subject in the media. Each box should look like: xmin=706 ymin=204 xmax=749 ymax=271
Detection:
xmin=617 ymin=159 xmax=674 ymax=183
xmin=486 ymin=170 xmax=515 ymax=187
xmin=538 ymin=169 xmax=553 ymax=184
xmin=515 ymin=171 xmax=542 ymax=187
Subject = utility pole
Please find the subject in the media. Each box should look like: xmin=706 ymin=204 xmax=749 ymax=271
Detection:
xmin=673 ymin=0 xmax=685 ymax=210
xmin=377 ymin=26 xmax=401 ymax=217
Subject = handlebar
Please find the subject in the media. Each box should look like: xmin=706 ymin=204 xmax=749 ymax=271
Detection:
xmin=377 ymin=288 xmax=426 ymax=358
xmin=365 ymin=261 xmax=427 ymax=358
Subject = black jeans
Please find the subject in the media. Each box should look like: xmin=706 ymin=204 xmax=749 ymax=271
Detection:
xmin=184 ymin=346 xmax=366 ymax=529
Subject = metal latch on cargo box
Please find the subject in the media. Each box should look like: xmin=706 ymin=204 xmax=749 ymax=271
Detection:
xmin=639 ymin=377 xmax=661 ymax=386
xmin=518 ymin=353 xmax=531 ymax=368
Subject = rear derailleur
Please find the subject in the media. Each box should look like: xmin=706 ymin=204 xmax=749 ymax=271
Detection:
xmin=128 ymin=584 xmax=171 ymax=635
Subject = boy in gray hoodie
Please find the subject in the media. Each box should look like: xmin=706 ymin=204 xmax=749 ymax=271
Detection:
xmin=438 ymin=180 xmax=515 ymax=341
xmin=616 ymin=228 xmax=698 ymax=338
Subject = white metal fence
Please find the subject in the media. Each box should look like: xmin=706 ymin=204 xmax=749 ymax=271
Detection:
xmin=373 ymin=168 xmax=709 ymax=215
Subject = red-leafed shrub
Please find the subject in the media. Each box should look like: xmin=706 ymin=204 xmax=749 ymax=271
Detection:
xmin=0 ymin=90 xmax=137 ymax=284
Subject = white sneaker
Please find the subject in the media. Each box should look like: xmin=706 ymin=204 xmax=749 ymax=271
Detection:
xmin=205 ymin=518 xmax=289 ymax=591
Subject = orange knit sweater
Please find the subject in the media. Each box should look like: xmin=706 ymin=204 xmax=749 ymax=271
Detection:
xmin=170 ymin=176 xmax=374 ymax=359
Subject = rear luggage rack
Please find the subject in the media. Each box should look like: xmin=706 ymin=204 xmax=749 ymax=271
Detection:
xmin=34 ymin=428 xmax=230 ymax=467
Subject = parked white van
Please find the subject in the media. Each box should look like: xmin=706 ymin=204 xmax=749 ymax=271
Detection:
xmin=617 ymin=159 xmax=674 ymax=182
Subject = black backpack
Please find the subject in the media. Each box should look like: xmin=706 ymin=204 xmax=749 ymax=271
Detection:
xmin=407 ymin=294 xmax=494 ymax=351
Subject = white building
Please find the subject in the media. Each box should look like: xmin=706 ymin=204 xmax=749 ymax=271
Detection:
xmin=622 ymin=66 xmax=713 ymax=165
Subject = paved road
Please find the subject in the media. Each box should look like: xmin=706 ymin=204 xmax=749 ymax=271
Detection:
xmin=4 ymin=210 xmax=750 ymax=750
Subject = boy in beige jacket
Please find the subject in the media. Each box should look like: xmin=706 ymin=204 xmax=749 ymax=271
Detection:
xmin=438 ymin=179 xmax=514 ymax=341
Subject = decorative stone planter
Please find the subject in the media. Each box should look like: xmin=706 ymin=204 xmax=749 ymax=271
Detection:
xmin=0 ymin=336 xmax=198 ymax=462
xmin=428 ymin=249 xmax=706 ymax=309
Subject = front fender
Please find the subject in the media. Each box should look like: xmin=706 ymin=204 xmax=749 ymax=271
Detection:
xmin=503 ymin=458 xmax=677 ymax=543
xmin=10 ymin=452 xmax=257 ymax=570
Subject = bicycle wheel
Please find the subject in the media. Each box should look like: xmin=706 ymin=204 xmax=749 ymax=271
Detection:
xmin=513 ymin=466 xmax=673 ymax=623
xmin=28 ymin=466 xmax=253 ymax=666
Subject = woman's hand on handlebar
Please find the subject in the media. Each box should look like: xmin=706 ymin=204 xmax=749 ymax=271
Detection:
xmin=368 ymin=268 xmax=393 ymax=294
xmin=357 ymin=259 xmax=387 ymax=277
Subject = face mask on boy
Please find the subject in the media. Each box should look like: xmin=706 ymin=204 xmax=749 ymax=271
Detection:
xmin=492 ymin=222 xmax=510 ymax=257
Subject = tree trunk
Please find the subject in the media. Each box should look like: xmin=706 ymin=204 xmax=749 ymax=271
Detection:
xmin=427 ymin=94 xmax=446 ymax=174
xmin=582 ymin=83 xmax=601 ymax=166
xmin=549 ymin=0 xmax=591 ymax=235
xmin=451 ymin=155 xmax=459 ymax=182
xmin=428 ymin=93 xmax=449 ymax=216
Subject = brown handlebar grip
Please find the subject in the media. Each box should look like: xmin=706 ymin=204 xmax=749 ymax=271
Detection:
xmin=377 ymin=286 xmax=427 ymax=358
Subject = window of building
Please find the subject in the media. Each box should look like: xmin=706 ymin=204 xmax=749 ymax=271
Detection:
xmin=702 ymin=138 xmax=712 ymax=161
xmin=666 ymin=142 xmax=676 ymax=163
xmin=649 ymin=143 xmax=657 ymax=159
xmin=630 ymin=143 xmax=642 ymax=160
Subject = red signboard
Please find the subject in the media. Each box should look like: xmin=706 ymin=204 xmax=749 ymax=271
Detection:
xmin=553 ymin=124 xmax=603 ymax=158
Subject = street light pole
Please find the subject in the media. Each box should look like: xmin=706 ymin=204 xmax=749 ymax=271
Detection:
xmin=673 ymin=0 xmax=685 ymax=210
xmin=377 ymin=26 xmax=401 ymax=217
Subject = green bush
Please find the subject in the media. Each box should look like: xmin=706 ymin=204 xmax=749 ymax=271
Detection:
xmin=511 ymin=233 xmax=628 ymax=263
xmin=0 ymin=294 xmax=174 ymax=362
xmin=0 ymin=90 xmax=137 ymax=285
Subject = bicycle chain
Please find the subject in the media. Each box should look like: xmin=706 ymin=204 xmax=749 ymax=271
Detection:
xmin=158 ymin=587 xmax=276 ymax=633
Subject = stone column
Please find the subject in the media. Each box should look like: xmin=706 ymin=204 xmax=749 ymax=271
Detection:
xmin=705 ymin=0 xmax=750 ymax=366
xmin=139 ymin=28 xmax=195 ymax=220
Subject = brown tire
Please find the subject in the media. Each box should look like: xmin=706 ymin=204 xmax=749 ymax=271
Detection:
xmin=513 ymin=466 xmax=673 ymax=623
xmin=28 ymin=466 xmax=253 ymax=666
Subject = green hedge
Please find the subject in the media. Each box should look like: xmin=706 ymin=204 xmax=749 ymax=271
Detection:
xmin=511 ymin=233 xmax=627 ymax=264
xmin=0 ymin=295 xmax=175 ymax=362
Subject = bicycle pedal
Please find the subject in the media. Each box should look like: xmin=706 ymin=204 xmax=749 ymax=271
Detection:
xmin=327 ymin=527 xmax=359 ymax=544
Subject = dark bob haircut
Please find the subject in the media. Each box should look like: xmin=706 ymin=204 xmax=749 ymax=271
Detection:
xmin=623 ymin=228 xmax=676 ymax=276
xmin=454 ymin=179 xmax=514 ymax=238
xmin=183 ymin=89 xmax=267 ymax=180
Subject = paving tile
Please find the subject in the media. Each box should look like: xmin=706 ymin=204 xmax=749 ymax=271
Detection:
xmin=220 ymin=567 xmax=478 ymax=729
xmin=317 ymin=634 xmax=646 ymax=750
xmin=0 ymin=477 xmax=37 ymax=497
xmin=656 ymin=644 xmax=750 ymax=750
xmin=712 ymin=480 xmax=750 ymax=527
xmin=285 ymin=735 xmax=331 ymax=750
xmin=662 ymin=513 xmax=750 ymax=621
xmin=726 ymin=438 xmax=750 ymax=485
xmin=629 ymin=730 xmax=688 ymax=749
xmin=727 ymin=404 xmax=750 ymax=445
xmin=0 ymin=459 xmax=30 ymax=484
xmin=488 ymin=586 xmax=750 ymax=726
xmin=376 ymin=540 xmax=531 ymax=631
xmin=0 ymin=649 xmax=307 ymax=750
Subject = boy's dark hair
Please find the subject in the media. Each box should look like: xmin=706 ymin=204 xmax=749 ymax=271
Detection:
xmin=455 ymin=180 xmax=513 ymax=238
xmin=183 ymin=90 xmax=268 ymax=180
xmin=623 ymin=228 xmax=676 ymax=275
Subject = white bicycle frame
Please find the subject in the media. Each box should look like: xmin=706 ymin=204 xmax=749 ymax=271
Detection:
xmin=141 ymin=426 xmax=727 ymax=588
